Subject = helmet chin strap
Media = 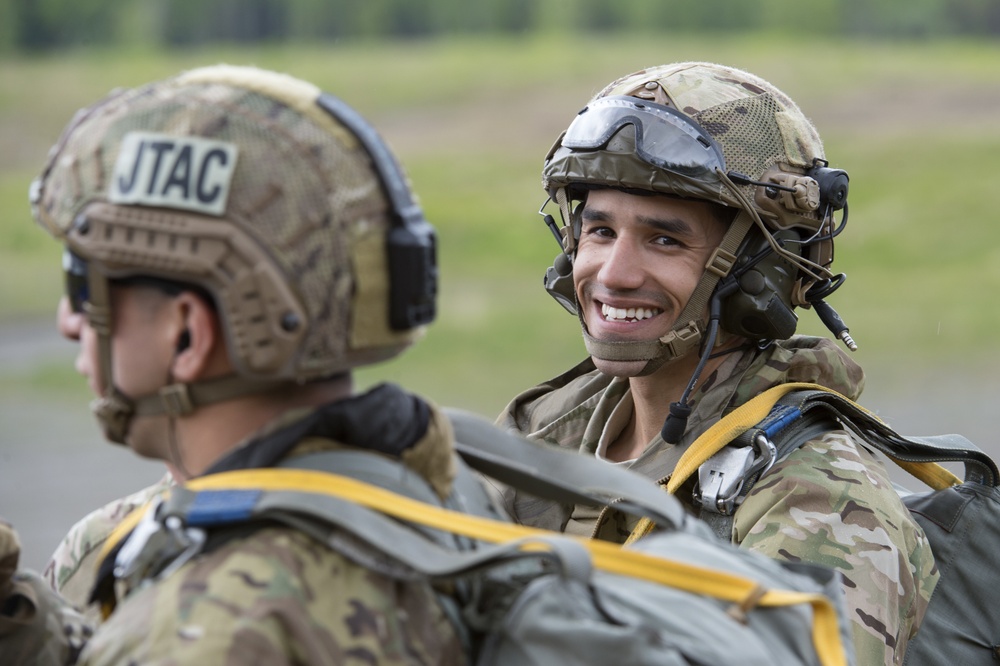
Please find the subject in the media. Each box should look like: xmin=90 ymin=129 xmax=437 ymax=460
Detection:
xmin=84 ymin=265 xmax=287 ymax=446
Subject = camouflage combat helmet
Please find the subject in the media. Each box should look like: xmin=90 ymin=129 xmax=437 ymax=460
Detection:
xmin=30 ymin=65 xmax=436 ymax=444
xmin=541 ymin=62 xmax=853 ymax=379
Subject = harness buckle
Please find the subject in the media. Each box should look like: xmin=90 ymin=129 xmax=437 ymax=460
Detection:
xmin=159 ymin=383 xmax=194 ymax=417
xmin=114 ymin=498 xmax=205 ymax=592
xmin=695 ymin=434 xmax=778 ymax=515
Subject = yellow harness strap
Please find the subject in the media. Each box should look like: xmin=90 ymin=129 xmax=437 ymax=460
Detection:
xmin=97 ymin=468 xmax=848 ymax=666
xmin=624 ymin=382 xmax=962 ymax=545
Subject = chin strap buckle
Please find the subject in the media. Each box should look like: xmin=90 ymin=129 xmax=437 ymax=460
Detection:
xmin=659 ymin=320 xmax=703 ymax=359
xmin=695 ymin=434 xmax=777 ymax=515
xmin=159 ymin=383 xmax=195 ymax=417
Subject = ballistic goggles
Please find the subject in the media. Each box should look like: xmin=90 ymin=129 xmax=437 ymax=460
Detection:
xmin=561 ymin=96 xmax=726 ymax=179
xmin=63 ymin=249 xmax=89 ymax=314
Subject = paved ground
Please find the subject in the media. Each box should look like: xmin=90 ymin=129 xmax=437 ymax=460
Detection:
xmin=0 ymin=319 xmax=164 ymax=571
xmin=2 ymin=319 xmax=998 ymax=571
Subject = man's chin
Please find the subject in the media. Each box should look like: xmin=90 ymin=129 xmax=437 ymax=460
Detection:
xmin=591 ymin=357 xmax=649 ymax=378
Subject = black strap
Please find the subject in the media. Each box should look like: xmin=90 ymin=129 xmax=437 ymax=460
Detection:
xmin=745 ymin=390 xmax=999 ymax=487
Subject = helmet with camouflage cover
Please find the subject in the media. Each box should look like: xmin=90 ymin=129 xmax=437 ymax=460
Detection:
xmin=541 ymin=61 xmax=852 ymax=376
xmin=30 ymin=65 xmax=436 ymax=444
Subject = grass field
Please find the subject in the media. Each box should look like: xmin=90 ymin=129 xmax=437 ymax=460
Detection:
xmin=2 ymin=33 xmax=999 ymax=417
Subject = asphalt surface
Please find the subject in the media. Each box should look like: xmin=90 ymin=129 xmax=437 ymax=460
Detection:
xmin=0 ymin=319 xmax=164 ymax=571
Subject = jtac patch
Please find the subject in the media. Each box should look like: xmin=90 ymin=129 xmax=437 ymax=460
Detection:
xmin=109 ymin=132 xmax=239 ymax=216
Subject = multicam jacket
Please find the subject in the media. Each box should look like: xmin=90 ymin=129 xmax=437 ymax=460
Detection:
xmin=79 ymin=384 xmax=467 ymax=666
xmin=498 ymin=336 xmax=938 ymax=666
xmin=44 ymin=473 xmax=175 ymax=622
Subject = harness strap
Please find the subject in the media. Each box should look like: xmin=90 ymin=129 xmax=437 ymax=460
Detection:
xmin=626 ymin=382 xmax=993 ymax=545
xmin=100 ymin=468 xmax=848 ymax=666
xmin=446 ymin=408 xmax=688 ymax=530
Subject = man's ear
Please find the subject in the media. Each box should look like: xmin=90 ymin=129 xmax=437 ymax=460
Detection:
xmin=170 ymin=293 xmax=228 ymax=382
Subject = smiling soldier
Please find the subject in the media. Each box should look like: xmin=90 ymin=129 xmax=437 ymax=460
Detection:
xmin=498 ymin=62 xmax=937 ymax=666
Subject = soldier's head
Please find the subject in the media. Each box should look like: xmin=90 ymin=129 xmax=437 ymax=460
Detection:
xmin=540 ymin=62 xmax=851 ymax=380
xmin=32 ymin=65 xmax=436 ymax=449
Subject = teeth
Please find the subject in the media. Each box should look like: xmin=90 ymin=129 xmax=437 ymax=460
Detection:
xmin=602 ymin=303 xmax=660 ymax=321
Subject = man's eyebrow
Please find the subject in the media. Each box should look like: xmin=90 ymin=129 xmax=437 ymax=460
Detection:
xmin=581 ymin=207 xmax=611 ymax=222
xmin=638 ymin=215 xmax=692 ymax=235
xmin=582 ymin=206 xmax=692 ymax=235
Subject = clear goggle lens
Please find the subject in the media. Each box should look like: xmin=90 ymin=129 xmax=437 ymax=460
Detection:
xmin=561 ymin=96 xmax=726 ymax=179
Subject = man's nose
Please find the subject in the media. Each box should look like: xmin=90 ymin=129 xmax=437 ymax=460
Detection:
xmin=596 ymin=239 xmax=645 ymax=290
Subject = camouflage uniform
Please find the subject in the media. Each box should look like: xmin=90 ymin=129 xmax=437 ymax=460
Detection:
xmin=81 ymin=384 xmax=466 ymax=665
xmin=25 ymin=65 xmax=464 ymax=665
xmin=43 ymin=472 xmax=174 ymax=621
xmin=499 ymin=335 xmax=938 ymax=666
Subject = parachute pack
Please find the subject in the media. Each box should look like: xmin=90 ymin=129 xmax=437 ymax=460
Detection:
xmin=628 ymin=382 xmax=1000 ymax=666
xmin=96 ymin=409 xmax=855 ymax=666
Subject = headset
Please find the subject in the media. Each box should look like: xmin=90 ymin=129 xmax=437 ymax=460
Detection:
xmin=316 ymin=93 xmax=437 ymax=331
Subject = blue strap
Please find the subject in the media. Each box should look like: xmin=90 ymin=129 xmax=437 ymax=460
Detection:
xmin=760 ymin=404 xmax=803 ymax=441
xmin=186 ymin=489 xmax=262 ymax=526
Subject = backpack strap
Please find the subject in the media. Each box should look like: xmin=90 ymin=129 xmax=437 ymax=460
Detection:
xmin=95 ymin=417 xmax=696 ymax=616
xmin=98 ymin=467 xmax=849 ymax=666
xmin=445 ymin=407 xmax=690 ymax=530
xmin=626 ymin=383 xmax=999 ymax=544
xmin=767 ymin=389 xmax=998 ymax=488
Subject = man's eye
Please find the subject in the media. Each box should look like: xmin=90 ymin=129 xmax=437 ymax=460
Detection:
xmin=654 ymin=235 xmax=680 ymax=246
xmin=583 ymin=225 xmax=614 ymax=238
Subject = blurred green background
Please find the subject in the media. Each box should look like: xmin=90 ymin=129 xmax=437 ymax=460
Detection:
xmin=3 ymin=33 xmax=999 ymax=411
xmin=2 ymin=1 xmax=999 ymax=568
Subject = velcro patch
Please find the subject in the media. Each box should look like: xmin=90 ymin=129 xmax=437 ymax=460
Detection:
xmin=109 ymin=132 xmax=239 ymax=216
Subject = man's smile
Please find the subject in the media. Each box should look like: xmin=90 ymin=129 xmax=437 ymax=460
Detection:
xmin=600 ymin=302 xmax=662 ymax=322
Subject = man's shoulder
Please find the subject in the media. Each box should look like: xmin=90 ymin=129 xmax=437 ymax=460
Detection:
xmin=737 ymin=428 xmax=937 ymax=590
xmin=498 ymin=358 xmax=613 ymax=435
xmin=45 ymin=473 xmax=174 ymax=604
xmin=746 ymin=430 xmax=908 ymax=520
xmin=735 ymin=430 xmax=939 ymax=663
xmin=84 ymin=524 xmax=463 ymax=664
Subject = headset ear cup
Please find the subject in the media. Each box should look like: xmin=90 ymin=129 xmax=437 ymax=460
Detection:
xmin=544 ymin=252 xmax=577 ymax=315
xmin=316 ymin=92 xmax=437 ymax=332
xmin=719 ymin=229 xmax=801 ymax=341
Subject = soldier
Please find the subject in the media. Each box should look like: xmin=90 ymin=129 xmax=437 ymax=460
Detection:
xmin=20 ymin=64 xmax=468 ymax=664
xmin=498 ymin=62 xmax=937 ymax=665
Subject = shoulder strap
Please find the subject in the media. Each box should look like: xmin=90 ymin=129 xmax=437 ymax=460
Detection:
xmin=627 ymin=383 xmax=999 ymax=544
xmin=96 ymin=419 xmax=697 ymax=610
xmin=149 ymin=468 xmax=849 ymax=666
xmin=445 ymin=407 xmax=689 ymax=531
xmin=770 ymin=389 xmax=998 ymax=487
